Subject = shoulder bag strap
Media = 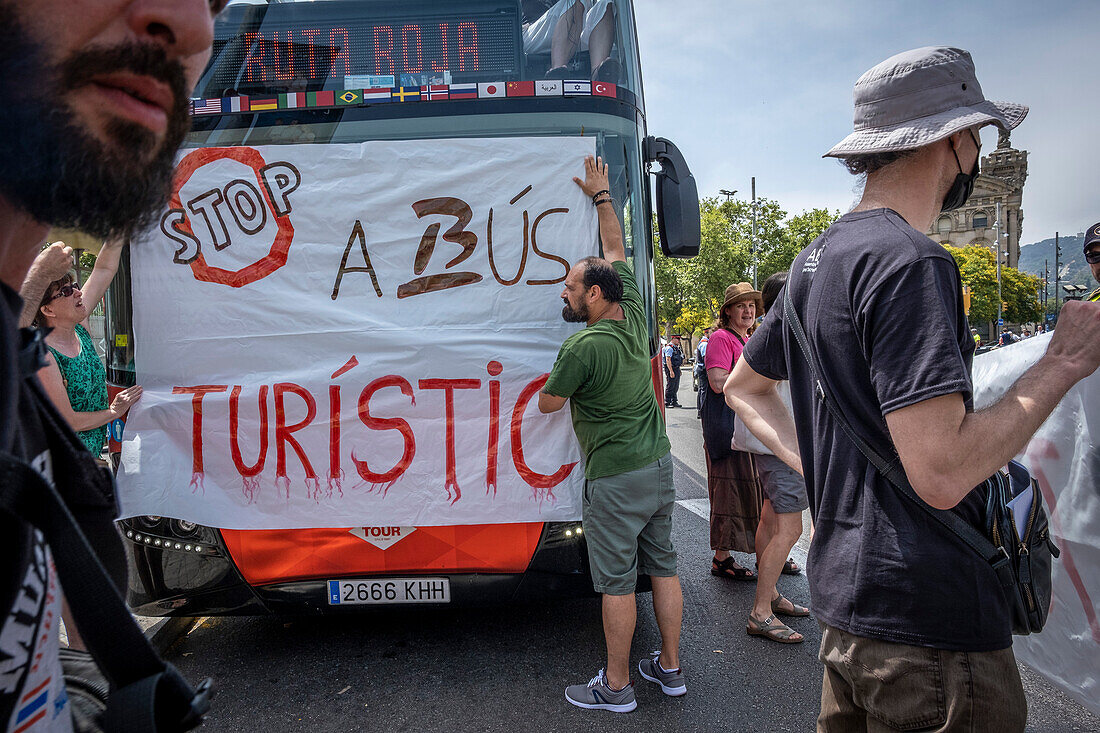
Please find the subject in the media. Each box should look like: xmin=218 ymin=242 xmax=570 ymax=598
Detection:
xmin=781 ymin=284 xmax=1009 ymax=569
xmin=0 ymin=371 xmax=212 ymax=731
xmin=0 ymin=452 xmax=212 ymax=732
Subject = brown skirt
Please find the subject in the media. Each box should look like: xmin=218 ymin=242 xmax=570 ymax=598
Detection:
xmin=705 ymin=448 xmax=763 ymax=554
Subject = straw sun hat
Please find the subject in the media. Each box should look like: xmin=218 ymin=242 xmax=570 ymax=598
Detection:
xmin=721 ymin=282 xmax=763 ymax=314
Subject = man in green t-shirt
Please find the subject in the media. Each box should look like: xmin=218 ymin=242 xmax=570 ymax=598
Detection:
xmin=539 ymin=155 xmax=685 ymax=713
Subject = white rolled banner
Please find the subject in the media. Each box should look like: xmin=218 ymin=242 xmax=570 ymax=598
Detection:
xmin=118 ymin=137 xmax=601 ymax=529
xmin=973 ymin=334 xmax=1100 ymax=715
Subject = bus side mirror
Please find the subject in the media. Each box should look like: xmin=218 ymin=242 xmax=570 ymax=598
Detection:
xmin=644 ymin=136 xmax=700 ymax=258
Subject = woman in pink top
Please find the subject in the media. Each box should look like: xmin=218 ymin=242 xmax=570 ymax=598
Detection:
xmin=701 ymin=283 xmax=765 ymax=580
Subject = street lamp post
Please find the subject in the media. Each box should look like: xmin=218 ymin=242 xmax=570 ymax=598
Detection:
xmin=995 ymin=202 xmax=1003 ymax=332
xmin=750 ymin=177 xmax=758 ymax=289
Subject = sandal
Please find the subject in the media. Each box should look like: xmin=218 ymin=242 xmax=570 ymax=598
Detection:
xmin=747 ymin=613 xmax=804 ymax=644
xmin=711 ymin=556 xmax=755 ymax=581
xmin=755 ymin=558 xmax=802 ymax=576
xmin=771 ymin=594 xmax=811 ymax=617
xmin=545 ymin=66 xmax=571 ymax=79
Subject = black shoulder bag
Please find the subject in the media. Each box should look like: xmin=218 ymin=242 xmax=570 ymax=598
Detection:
xmin=699 ymin=331 xmax=744 ymax=461
xmin=0 ymin=332 xmax=212 ymax=731
xmin=782 ymin=285 xmax=1058 ymax=635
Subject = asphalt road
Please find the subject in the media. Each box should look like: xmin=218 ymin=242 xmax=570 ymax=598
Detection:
xmin=168 ymin=378 xmax=1099 ymax=732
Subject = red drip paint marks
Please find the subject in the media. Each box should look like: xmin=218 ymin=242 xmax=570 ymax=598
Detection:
xmin=353 ymin=376 xmax=416 ymax=489
xmin=328 ymin=473 xmax=345 ymax=498
xmin=305 ymin=475 xmax=322 ymax=501
xmin=419 ymin=378 xmax=481 ymax=503
xmin=174 ymin=385 xmax=228 ymax=491
xmin=1025 ymin=439 xmax=1100 ymax=643
xmin=486 ymin=361 xmax=503 ymax=496
xmin=229 ymin=385 xmax=269 ymax=502
xmin=273 ymin=383 xmax=318 ymax=496
xmin=331 ymin=356 xmax=359 ymax=379
xmin=241 ymin=476 xmax=261 ymax=504
xmin=511 ymin=375 xmax=577 ymax=502
xmin=275 ymin=474 xmax=291 ymax=501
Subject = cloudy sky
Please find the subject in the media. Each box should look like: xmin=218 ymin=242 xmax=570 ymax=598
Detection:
xmin=633 ymin=0 xmax=1098 ymax=243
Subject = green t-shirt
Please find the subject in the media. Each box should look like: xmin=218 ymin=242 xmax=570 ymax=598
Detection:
xmin=543 ymin=260 xmax=671 ymax=479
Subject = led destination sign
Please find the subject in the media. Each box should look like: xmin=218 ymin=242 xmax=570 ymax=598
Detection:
xmin=206 ymin=1 xmax=521 ymax=94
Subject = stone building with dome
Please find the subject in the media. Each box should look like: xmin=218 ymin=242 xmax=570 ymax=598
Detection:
xmin=926 ymin=130 xmax=1028 ymax=267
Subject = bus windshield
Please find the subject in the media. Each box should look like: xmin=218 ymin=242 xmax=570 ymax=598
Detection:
xmin=106 ymin=0 xmax=657 ymax=385
xmin=203 ymin=0 xmax=642 ymax=100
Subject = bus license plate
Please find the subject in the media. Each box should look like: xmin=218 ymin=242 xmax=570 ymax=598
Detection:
xmin=328 ymin=578 xmax=450 ymax=605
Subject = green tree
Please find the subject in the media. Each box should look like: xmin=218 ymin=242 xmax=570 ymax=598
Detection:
xmin=944 ymin=244 xmax=1042 ymax=326
xmin=757 ymin=207 xmax=839 ymax=283
xmin=1000 ymin=266 xmax=1042 ymax=324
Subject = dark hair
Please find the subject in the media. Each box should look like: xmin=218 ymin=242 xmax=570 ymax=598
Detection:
xmin=760 ymin=271 xmax=787 ymax=315
xmin=31 ymin=274 xmax=74 ymax=328
xmin=840 ymin=149 xmax=915 ymax=176
xmin=579 ymin=256 xmax=623 ymax=303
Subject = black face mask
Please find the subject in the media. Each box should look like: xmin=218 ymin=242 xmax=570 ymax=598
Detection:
xmin=941 ymin=132 xmax=980 ymax=212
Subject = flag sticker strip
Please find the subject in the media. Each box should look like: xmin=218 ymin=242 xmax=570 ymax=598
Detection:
xmin=449 ymin=83 xmax=478 ymax=99
xmin=279 ymin=92 xmax=306 ymax=109
xmin=362 ymin=87 xmax=393 ymax=103
xmin=192 ymin=98 xmax=223 ymax=115
xmin=392 ymin=86 xmax=421 ymax=102
xmin=191 ymin=82 xmax=634 ymax=116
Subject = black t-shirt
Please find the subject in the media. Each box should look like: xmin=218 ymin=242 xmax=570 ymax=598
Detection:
xmin=743 ymin=208 xmax=1011 ymax=651
xmin=1 ymin=283 xmax=72 ymax=731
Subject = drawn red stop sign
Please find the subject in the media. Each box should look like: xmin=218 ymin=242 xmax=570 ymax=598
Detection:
xmin=169 ymin=147 xmax=294 ymax=288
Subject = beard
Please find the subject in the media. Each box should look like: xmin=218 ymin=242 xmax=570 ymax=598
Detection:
xmin=0 ymin=3 xmax=192 ymax=240
xmin=561 ymin=299 xmax=589 ymax=323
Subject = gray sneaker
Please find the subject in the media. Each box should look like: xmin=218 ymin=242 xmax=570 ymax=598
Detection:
xmin=638 ymin=651 xmax=687 ymax=696
xmin=564 ymin=669 xmax=637 ymax=713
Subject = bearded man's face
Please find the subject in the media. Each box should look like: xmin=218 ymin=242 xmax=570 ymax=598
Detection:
xmin=0 ymin=0 xmax=216 ymax=239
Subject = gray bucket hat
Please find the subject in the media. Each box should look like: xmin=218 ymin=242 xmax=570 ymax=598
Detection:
xmin=824 ymin=46 xmax=1027 ymax=158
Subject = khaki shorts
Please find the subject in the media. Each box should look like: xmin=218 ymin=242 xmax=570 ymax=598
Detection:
xmin=582 ymin=452 xmax=677 ymax=595
xmin=817 ymin=623 xmax=1026 ymax=732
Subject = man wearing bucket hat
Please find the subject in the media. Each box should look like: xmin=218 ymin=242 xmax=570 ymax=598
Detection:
xmin=1084 ymin=222 xmax=1100 ymax=302
xmin=725 ymin=47 xmax=1100 ymax=729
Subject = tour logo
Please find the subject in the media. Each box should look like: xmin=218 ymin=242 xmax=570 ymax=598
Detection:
xmin=160 ymin=147 xmax=301 ymax=288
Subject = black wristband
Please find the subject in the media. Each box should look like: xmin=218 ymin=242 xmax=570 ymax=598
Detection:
xmin=591 ymin=189 xmax=610 ymax=203
xmin=595 ymin=198 xmax=613 ymax=207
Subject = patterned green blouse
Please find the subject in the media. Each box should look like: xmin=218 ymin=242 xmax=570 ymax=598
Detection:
xmin=48 ymin=324 xmax=109 ymax=455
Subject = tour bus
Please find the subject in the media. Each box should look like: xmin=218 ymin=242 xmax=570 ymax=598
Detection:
xmin=105 ymin=0 xmax=698 ymax=616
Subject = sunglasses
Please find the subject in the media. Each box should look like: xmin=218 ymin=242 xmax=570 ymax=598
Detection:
xmin=48 ymin=283 xmax=78 ymax=301
xmin=1086 ymin=250 xmax=1100 ymax=265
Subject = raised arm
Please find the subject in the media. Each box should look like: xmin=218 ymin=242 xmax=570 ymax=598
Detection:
xmin=77 ymin=237 xmax=124 ymax=321
xmin=573 ymin=155 xmax=624 ymax=263
xmin=885 ymin=299 xmax=1100 ymax=509
xmin=19 ymin=242 xmax=74 ymax=327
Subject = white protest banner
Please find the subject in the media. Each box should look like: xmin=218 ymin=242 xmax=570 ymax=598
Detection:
xmin=972 ymin=334 xmax=1100 ymax=714
xmin=118 ymin=137 xmax=600 ymax=529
